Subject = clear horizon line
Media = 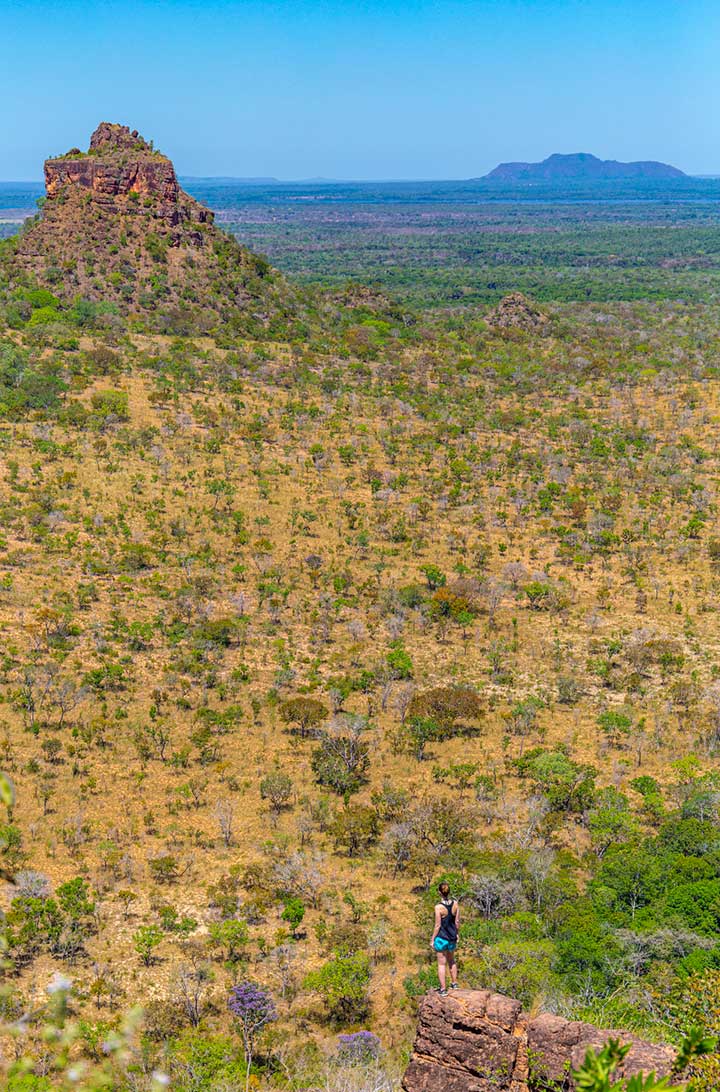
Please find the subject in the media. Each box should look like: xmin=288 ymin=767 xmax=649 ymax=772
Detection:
xmin=2 ymin=172 xmax=720 ymax=185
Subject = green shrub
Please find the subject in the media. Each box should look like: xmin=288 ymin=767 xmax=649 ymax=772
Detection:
xmin=304 ymin=951 xmax=371 ymax=1021
xmin=90 ymin=388 xmax=129 ymax=420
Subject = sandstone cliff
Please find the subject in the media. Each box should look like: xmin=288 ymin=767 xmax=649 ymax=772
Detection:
xmin=402 ymin=990 xmax=678 ymax=1092
xmin=43 ymin=123 xmax=207 ymax=227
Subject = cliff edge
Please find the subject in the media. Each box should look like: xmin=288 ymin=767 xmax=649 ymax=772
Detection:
xmin=42 ymin=123 xmax=206 ymax=224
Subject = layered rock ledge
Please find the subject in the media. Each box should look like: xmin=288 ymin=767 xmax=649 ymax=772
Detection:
xmin=402 ymin=990 xmax=678 ymax=1092
xmin=43 ymin=122 xmax=211 ymax=227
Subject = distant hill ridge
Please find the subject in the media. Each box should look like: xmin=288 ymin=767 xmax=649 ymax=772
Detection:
xmin=484 ymin=152 xmax=685 ymax=181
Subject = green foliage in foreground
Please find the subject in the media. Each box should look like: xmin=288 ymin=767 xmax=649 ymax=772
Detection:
xmin=571 ymin=1030 xmax=715 ymax=1091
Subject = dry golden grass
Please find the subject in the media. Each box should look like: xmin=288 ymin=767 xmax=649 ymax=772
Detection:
xmin=1 ymin=322 xmax=719 ymax=1049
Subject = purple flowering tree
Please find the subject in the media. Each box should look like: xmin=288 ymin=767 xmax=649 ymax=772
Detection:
xmin=336 ymin=1030 xmax=382 ymax=1065
xmin=228 ymin=981 xmax=277 ymax=1092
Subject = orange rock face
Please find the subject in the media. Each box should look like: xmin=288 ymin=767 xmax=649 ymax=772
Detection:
xmin=42 ymin=123 xmax=212 ymax=227
xmin=44 ymin=158 xmax=180 ymax=203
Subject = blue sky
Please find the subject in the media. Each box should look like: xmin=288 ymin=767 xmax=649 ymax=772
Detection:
xmin=2 ymin=0 xmax=717 ymax=179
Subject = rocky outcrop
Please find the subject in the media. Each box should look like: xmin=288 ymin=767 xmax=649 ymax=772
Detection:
xmin=402 ymin=990 xmax=678 ymax=1092
xmin=43 ymin=123 xmax=210 ymax=227
xmin=8 ymin=122 xmax=302 ymax=335
xmin=89 ymin=122 xmax=150 ymax=153
xmin=45 ymin=155 xmax=180 ymax=203
xmin=486 ymin=292 xmax=549 ymax=334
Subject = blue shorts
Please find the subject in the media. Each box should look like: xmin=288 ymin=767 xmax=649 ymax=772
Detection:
xmin=433 ymin=937 xmax=457 ymax=953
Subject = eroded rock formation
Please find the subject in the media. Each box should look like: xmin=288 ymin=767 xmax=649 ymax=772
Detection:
xmin=402 ymin=990 xmax=678 ymax=1092
xmin=43 ymin=122 xmax=209 ymax=227
xmin=7 ymin=122 xmax=301 ymax=334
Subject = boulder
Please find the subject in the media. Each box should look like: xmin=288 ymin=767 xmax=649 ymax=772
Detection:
xmin=402 ymin=990 xmax=678 ymax=1092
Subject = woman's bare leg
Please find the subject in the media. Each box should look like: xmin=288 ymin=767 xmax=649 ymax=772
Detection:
xmin=447 ymin=950 xmax=457 ymax=985
xmin=436 ymin=951 xmax=447 ymax=990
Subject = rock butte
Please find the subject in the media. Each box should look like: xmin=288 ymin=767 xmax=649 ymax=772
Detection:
xmin=43 ymin=122 xmax=211 ymax=230
xmin=402 ymin=990 xmax=679 ymax=1092
xmin=8 ymin=121 xmax=298 ymax=333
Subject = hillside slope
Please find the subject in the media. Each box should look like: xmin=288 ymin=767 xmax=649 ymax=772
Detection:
xmin=1 ymin=293 xmax=720 ymax=1084
xmin=1 ymin=129 xmax=720 ymax=1092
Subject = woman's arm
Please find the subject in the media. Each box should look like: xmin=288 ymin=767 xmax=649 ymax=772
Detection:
xmin=430 ymin=905 xmax=442 ymax=949
xmin=454 ymin=901 xmax=460 ymax=932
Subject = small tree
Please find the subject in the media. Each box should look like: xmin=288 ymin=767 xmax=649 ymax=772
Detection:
xmin=259 ymin=769 xmax=294 ymax=814
xmin=503 ymin=696 xmax=543 ymax=746
xmin=311 ymin=716 xmax=370 ymax=796
xmin=304 ymin=951 xmax=371 ymax=1022
xmin=91 ymin=389 xmax=129 ymax=421
xmin=597 ymin=710 xmax=633 ymax=748
xmin=587 ymin=788 xmax=636 ymax=857
xmin=281 ymin=897 xmax=305 ymax=938
xmin=513 ymin=749 xmax=596 ymax=814
xmin=133 ymin=925 xmax=163 ymax=966
xmin=278 ymin=697 xmax=328 ymax=739
xmin=386 ymin=643 xmax=414 ymax=680
xmin=403 ymin=716 xmax=440 ymax=761
xmin=330 ymin=806 xmax=380 ymax=857
xmin=405 ymin=686 xmax=483 ymax=756
xmin=117 ymin=889 xmax=137 ymax=919
xmin=409 ymin=685 xmax=482 ymax=734
xmin=148 ymin=855 xmax=179 ymax=883
xmin=430 ymin=585 xmax=477 ymax=626
xmin=228 ymin=982 xmax=277 ymax=1092
xmin=215 ymin=799 xmax=235 ymax=847
xmin=432 ymin=761 xmax=480 ymax=796
xmin=421 ymin=565 xmax=446 ymax=590
xmin=209 ymin=919 xmax=249 ymax=963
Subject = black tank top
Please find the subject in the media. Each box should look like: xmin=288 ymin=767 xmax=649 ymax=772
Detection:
xmin=437 ymin=897 xmax=458 ymax=942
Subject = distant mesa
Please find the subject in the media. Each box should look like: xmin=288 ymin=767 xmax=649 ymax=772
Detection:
xmin=483 ymin=152 xmax=685 ymax=182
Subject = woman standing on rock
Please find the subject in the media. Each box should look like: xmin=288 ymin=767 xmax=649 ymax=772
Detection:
xmin=430 ymin=881 xmax=459 ymax=995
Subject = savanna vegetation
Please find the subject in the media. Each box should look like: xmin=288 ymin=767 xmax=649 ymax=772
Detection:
xmin=1 ymin=178 xmax=720 ymax=1089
